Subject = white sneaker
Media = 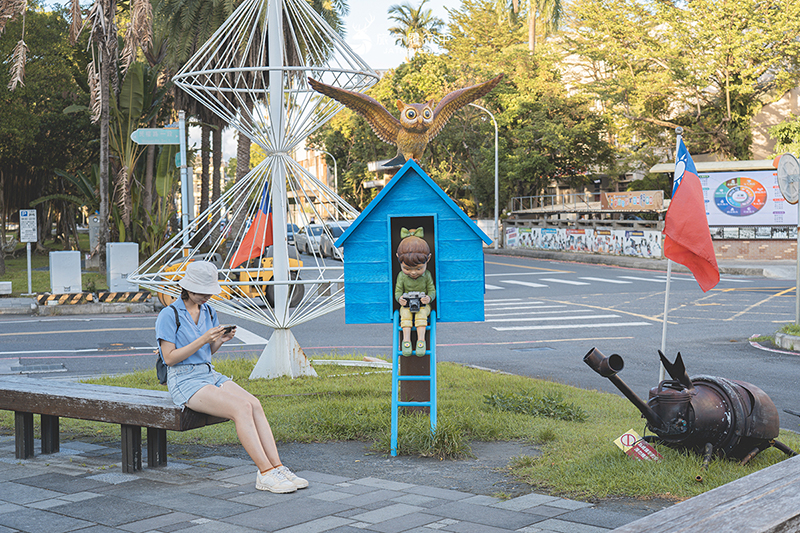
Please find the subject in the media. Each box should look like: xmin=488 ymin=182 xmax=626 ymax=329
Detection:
xmin=256 ymin=469 xmax=297 ymax=493
xmin=277 ymin=465 xmax=309 ymax=489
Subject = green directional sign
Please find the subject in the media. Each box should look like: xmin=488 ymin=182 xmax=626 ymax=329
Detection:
xmin=131 ymin=127 xmax=180 ymax=145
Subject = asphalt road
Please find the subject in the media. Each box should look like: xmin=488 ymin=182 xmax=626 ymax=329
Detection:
xmin=2 ymin=254 xmax=798 ymax=429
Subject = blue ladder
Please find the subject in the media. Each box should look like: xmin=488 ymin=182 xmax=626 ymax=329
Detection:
xmin=391 ymin=309 xmax=437 ymax=457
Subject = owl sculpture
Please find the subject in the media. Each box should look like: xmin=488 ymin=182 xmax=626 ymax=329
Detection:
xmin=308 ymin=74 xmax=503 ymax=167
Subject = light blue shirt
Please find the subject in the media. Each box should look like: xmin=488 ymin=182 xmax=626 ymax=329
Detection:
xmin=155 ymin=298 xmax=218 ymax=366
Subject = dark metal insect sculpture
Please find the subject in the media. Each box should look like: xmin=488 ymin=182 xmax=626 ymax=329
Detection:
xmin=584 ymin=348 xmax=796 ymax=472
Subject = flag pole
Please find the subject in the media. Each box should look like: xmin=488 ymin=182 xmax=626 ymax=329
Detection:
xmin=660 ymin=126 xmax=683 ymax=382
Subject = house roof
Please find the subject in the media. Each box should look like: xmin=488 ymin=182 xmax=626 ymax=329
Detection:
xmin=336 ymin=159 xmax=492 ymax=247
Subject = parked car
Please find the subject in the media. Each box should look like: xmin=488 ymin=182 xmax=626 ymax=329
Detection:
xmin=295 ymin=224 xmax=325 ymax=254
xmin=320 ymin=221 xmax=352 ymax=259
xmin=286 ymin=223 xmax=299 ymax=245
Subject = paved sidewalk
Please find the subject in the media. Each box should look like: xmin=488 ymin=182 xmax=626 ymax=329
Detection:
xmin=0 ymin=435 xmax=653 ymax=533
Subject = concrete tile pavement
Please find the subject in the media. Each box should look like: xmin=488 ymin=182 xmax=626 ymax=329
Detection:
xmin=0 ymin=435 xmax=653 ymax=533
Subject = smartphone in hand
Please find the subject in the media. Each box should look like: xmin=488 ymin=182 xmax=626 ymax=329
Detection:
xmin=222 ymin=325 xmax=236 ymax=334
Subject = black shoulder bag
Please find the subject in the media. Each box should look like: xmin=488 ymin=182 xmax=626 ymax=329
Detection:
xmin=156 ymin=305 xmax=180 ymax=385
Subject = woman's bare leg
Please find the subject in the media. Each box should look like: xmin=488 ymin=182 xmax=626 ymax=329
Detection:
xmin=186 ymin=384 xmax=275 ymax=472
xmin=219 ymin=380 xmax=282 ymax=466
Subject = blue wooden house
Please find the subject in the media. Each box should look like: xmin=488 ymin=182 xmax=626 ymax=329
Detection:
xmin=335 ymin=159 xmax=492 ymax=324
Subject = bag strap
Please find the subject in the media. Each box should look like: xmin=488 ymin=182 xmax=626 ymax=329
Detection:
xmin=158 ymin=304 xmax=181 ymax=362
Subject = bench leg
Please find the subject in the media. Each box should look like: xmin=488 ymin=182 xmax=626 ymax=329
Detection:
xmin=15 ymin=412 xmax=34 ymax=459
xmin=121 ymin=424 xmax=142 ymax=473
xmin=147 ymin=428 xmax=168 ymax=468
xmin=41 ymin=415 xmax=59 ymax=454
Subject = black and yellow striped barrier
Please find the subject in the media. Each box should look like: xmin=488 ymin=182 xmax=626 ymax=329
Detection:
xmin=36 ymin=293 xmax=94 ymax=305
xmin=96 ymin=291 xmax=152 ymax=303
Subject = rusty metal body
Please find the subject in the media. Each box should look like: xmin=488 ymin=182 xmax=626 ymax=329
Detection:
xmin=584 ymin=348 xmax=792 ymax=462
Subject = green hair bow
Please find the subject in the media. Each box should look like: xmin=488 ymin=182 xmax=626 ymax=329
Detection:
xmin=400 ymin=227 xmax=424 ymax=239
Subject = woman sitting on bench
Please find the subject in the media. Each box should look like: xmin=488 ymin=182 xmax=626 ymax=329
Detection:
xmin=156 ymin=261 xmax=306 ymax=494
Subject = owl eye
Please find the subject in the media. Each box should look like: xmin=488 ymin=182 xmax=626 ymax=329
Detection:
xmin=423 ymin=109 xmax=432 ymax=119
xmin=405 ymin=109 xmax=417 ymax=119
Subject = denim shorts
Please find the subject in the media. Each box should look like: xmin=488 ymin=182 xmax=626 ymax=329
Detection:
xmin=167 ymin=363 xmax=231 ymax=408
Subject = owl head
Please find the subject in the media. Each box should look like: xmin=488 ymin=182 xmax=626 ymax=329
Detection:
xmin=396 ymin=100 xmax=435 ymax=130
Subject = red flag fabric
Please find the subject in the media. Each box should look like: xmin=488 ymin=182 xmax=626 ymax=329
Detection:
xmin=230 ymin=187 xmax=273 ymax=269
xmin=663 ymin=139 xmax=719 ymax=292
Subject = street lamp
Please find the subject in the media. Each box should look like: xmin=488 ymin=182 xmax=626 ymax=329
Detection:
xmin=468 ymin=103 xmax=499 ymax=249
xmin=320 ymin=150 xmax=338 ymax=196
xmin=320 ymin=149 xmax=338 ymax=220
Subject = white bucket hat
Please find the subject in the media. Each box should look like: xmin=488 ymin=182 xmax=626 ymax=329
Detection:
xmin=178 ymin=261 xmax=222 ymax=295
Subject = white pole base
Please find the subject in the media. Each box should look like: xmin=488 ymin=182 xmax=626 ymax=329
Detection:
xmin=249 ymin=328 xmax=318 ymax=379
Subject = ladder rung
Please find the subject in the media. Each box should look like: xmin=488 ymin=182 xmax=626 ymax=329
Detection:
xmin=398 ymin=375 xmax=431 ymax=381
xmin=398 ymin=401 xmax=432 ymax=407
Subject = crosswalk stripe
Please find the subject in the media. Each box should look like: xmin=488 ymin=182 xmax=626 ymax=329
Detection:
xmin=485 ymin=308 xmax=573 ymax=317
xmin=485 ymin=284 xmax=505 ymax=290
xmin=493 ymin=321 xmax=652 ymax=331
xmin=487 ymin=314 xmax=620 ymax=323
xmin=230 ymin=326 xmax=269 ymax=345
xmin=618 ymin=276 xmax=667 ymax=283
xmin=500 ymin=280 xmax=548 ymax=288
xmin=578 ymin=277 xmax=632 ymax=284
xmin=485 ymin=305 xmax=566 ymax=312
xmin=539 ymin=278 xmax=591 ymax=286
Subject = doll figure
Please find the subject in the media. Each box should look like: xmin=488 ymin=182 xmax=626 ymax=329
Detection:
xmin=395 ymin=228 xmax=436 ymax=356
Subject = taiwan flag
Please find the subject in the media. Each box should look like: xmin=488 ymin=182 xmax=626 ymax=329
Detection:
xmin=230 ymin=185 xmax=273 ymax=269
xmin=663 ymin=138 xmax=719 ymax=292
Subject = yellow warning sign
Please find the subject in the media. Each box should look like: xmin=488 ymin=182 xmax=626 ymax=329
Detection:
xmin=614 ymin=429 xmax=641 ymax=452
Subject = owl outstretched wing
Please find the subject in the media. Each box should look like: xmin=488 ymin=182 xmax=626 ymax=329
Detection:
xmin=308 ymin=78 xmax=402 ymax=145
xmin=428 ymin=74 xmax=504 ymax=141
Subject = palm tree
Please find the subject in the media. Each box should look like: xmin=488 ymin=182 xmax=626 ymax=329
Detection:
xmin=69 ymin=0 xmax=153 ymax=264
xmin=388 ymin=0 xmax=444 ymax=59
xmin=496 ymin=0 xmax=561 ymax=53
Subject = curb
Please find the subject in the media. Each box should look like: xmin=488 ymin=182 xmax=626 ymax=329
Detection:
xmin=774 ymin=332 xmax=800 ymax=352
xmin=0 ymin=297 xmax=154 ymax=316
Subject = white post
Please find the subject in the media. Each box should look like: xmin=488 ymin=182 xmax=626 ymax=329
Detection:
xmin=660 ymin=127 xmax=683 ymax=382
xmin=468 ymin=103 xmax=499 ymax=248
xmin=26 ymin=242 xmax=33 ymax=295
xmin=178 ymin=110 xmax=190 ymax=248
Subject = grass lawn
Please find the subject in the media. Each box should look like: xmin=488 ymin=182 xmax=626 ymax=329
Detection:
xmin=2 ymin=355 xmax=797 ymax=502
xmin=1 ymin=233 xmax=108 ymax=295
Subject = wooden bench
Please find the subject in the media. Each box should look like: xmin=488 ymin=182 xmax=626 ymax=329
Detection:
xmin=0 ymin=376 xmax=226 ymax=473
xmin=612 ymin=453 xmax=800 ymax=532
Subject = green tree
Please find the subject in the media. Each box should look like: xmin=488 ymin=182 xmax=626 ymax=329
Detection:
xmin=0 ymin=7 xmax=97 ymax=266
xmin=566 ymin=0 xmax=800 ymax=159
xmin=770 ymin=115 xmax=800 ymax=157
xmin=388 ymin=0 xmax=444 ymax=59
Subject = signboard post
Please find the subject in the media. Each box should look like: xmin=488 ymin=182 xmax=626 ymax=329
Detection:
xmin=131 ymin=116 xmax=189 ymax=248
xmin=19 ymin=209 xmax=37 ymax=295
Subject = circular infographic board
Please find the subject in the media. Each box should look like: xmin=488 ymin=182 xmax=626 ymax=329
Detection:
xmin=714 ymin=177 xmax=767 ymax=216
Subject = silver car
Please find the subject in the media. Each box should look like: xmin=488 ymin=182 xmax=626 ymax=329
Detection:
xmin=320 ymin=221 xmax=352 ymax=259
xmin=295 ymin=224 xmax=324 ymax=254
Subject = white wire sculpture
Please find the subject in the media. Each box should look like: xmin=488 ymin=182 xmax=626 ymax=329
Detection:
xmin=128 ymin=0 xmax=378 ymax=378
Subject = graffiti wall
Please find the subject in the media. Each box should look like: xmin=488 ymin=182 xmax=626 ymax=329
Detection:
xmin=505 ymin=226 xmax=663 ymax=258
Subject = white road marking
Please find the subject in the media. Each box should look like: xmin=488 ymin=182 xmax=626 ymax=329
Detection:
xmin=232 ymin=327 xmax=269 ymax=345
xmin=485 ymin=309 xmax=586 ymax=317
xmin=485 ymin=284 xmax=505 ymax=290
xmin=485 ymin=305 xmax=567 ymax=312
xmin=493 ymin=321 xmax=651 ymax=331
xmin=486 ymin=314 xmax=620 ymax=323
xmin=539 ymin=278 xmax=591 ymax=286
xmin=578 ymin=277 xmax=632 ymax=284
xmin=618 ymin=276 xmax=667 ymax=283
xmin=500 ymin=280 xmax=548 ymax=288
xmin=485 ymin=298 xmax=524 ymax=303
xmin=485 ymin=272 xmax=558 ymax=277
